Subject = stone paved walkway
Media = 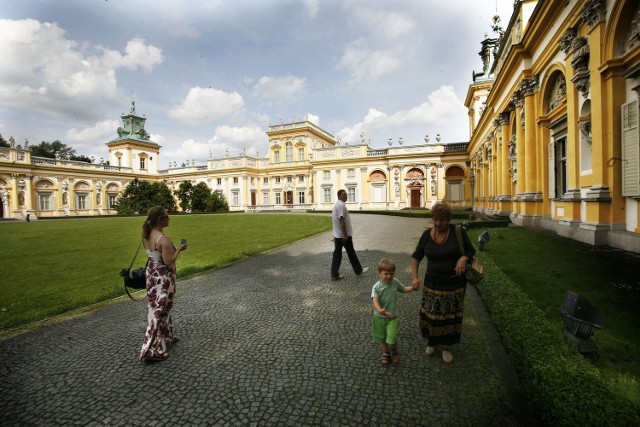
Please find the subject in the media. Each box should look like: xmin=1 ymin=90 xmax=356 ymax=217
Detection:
xmin=0 ymin=214 xmax=536 ymax=426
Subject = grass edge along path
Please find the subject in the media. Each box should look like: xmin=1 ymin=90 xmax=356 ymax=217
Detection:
xmin=473 ymin=249 xmax=640 ymax=426
xmin=0 ymin=214 xmax=331 ymax=336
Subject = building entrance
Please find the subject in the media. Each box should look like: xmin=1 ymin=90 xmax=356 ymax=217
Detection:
xmin=409 ymin=187 xmax=422 ymax=208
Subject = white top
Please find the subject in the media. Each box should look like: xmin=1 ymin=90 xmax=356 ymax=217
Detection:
xmin=332 ymin=199 xmax=352 ymax=238
xmin=145 ymin=234 xmax=164 ymax=263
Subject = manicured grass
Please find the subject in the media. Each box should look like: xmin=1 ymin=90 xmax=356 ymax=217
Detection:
xmin=467 ymin=226 xmax=640 ymax=409
xmin=0 ymin=214 xmax=331 ymax=332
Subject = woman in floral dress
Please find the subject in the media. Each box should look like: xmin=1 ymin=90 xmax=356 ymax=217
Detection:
xmin=139 ymin=206 xmax=187 ymax=363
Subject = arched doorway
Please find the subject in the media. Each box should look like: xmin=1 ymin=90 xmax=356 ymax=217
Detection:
xmin=405 ymin=168 xmax=425 ymax=208
xmin=445 ymin=166 xmax=465 ymax=202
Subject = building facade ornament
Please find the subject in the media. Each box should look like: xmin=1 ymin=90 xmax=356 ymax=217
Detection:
xmin=580 ymin=0 xmax=606 ymax=30
xmin=559 ymin=28 xmax=578 ymax=55
xmin=519 ymin=76 xmax=538 ymax=97
xmin=570 ymin=37 xmax=590 ymax=98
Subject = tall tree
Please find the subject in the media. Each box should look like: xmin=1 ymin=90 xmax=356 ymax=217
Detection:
xmin=174 ymin=181 xmax=194 ymax=212
xmin=30 ymin=140 xmax=76 ymax=159
xmin=207 ymin=191 xmax=229 ymax=213
xmin=0 ymin=134 xmax=8 ymax=148
xmin=191 ymin=182 xmax=212 ymax=212
xmin=114 ymin=178 xmax=176 ymax=215
xmin=69 ymin=154 xmax=93 ymax=163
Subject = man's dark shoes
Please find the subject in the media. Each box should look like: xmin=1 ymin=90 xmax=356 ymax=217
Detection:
xmin=331 ymin=275 xmax=344 ymax=281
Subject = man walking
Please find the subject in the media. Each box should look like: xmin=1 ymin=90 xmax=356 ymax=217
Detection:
xmin=331 ymin=189 xmax=369 ymax=281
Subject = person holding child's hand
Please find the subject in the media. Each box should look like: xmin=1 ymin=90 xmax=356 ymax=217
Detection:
xmin=371 ymin=259 xmax=417 ymax=365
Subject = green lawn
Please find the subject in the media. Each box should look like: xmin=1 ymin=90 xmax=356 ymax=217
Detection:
xmin=466 ymin=226 xmax=640 ymax=406
xmin=0 ymin=214 xmax=331 ymax=332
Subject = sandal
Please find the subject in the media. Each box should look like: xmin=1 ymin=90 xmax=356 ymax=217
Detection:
xmin=425 ymin=346 xmax=436 ymax=357
xmin=144 ymin=352 xmax=169 ymax=363
xmin=391 ymin=350 xmax=400 ymax=364
xmin=380 ymin=352 xmax=391 ymax=365
xmin=442 ymin=350 xmax=453 ymax=363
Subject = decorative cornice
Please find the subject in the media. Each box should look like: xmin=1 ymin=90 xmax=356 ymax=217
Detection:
xmin=519 ymin=76 xmax=538 ymax=97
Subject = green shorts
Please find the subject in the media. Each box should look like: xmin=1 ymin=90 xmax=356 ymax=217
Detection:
xmin=372 ymin=316 xmax=399 ymax=345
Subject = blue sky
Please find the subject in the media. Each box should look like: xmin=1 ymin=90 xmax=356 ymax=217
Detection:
xmin=0 ymin=0 xmax=514 ymax=166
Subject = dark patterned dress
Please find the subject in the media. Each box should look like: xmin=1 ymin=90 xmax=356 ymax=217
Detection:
xmin=411 ymin=224 xmax=475 ymax=346
xmin=139 ymin=235 xmax=177 ymax=361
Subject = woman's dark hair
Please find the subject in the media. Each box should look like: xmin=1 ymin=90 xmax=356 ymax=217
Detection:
xmin=430 ymin=203 xmax=452 ymax=221
xmin=142 ymin=206 xmax=166 ymax=239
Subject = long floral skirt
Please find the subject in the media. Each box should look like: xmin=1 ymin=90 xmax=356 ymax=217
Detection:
xmin=419 ymin=275 xmax=467 ymax=346
xmin=138 ymin=260 xmax=177 ymax=361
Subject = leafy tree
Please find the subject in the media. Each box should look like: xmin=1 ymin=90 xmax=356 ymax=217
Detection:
xmin=191 ymin=182 xmax=212 ymax=212
xmin=174 ymin=181 xmax=193 ymax=212
xmin=30 ymin=140 xmax=76 ymax=159
xmin=70 ymin=154 xmax=93 ymax=163
xmin=0 ymin=134 xmax=8 ymax=148
xmin=114 ymin=178 xmax=176 ymax=215
xmin=207 ymin=191 xmax=229 ymax=213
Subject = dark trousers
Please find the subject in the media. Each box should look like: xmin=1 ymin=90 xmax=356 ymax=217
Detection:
xmin=331 ymin=237 xmax=363 ymax=278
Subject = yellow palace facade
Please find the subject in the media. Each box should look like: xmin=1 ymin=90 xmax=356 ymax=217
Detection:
xmin=0 ymin=101 xmax=469 ymax=221
xmin=466 ymin=0 xmax=640 ymax=252
xmin=1 ymin=0 xmax=639 ymax=253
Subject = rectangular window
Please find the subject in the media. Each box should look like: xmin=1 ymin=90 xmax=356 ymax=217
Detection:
xmin=262 ymin=193 xmax=269 ymax=205
xmin=233 ymin=177 xmax=239 ymax=184
xmin=286 ymin=144 xmax=293 ymax=162
xmin=250 ymin=177 xmax=255 ymax=184
xmin=140 ymin=157 xmax=146 ymax=170
xmin=275 ymin=176 xmax=281 ymax=184
xmin=323 ymin=171 xmax=330 ymax=181
xmin=232 ymin=192 xmax=239 ymax=205
xmin=37 ymin=193 xmax=51 ymax=210
xmin=323 ymin=188 xmax=332 ymax=203
xmin=298 ymin=175 xmax=304 ymax=183
xmin=217 ymin=178 xmax=222 ymax=185
xmin=347 ymin=187 xmax=356 ymax=202
xmin=107 ymin=194 xmax=117 ymax=209
xmin=275 ymin=192 xmax=282 ymax=204
xmin=286 ymin=176 xmax=293 ymax=183
xmin=298 ymin=191 xmax=305 ymax=204
xmin=622 ymin=100 xmax=639 ymax=196
xmin=274 ymin=151 xmax=280 ymax=163
xmin=555 ymin=137 xmax=567 ymax=197
xmin=298 ymin=148 xmax=304 ymax=161
xmin=77 ymin=194 xmax=87 ymax=210
xmin=263 ymin=177 xmax=269 ymax=184
xmin=348 ymin=168 xmax=355 ymax=178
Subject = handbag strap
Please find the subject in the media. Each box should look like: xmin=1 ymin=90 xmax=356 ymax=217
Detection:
xmin=455 ymin=225 xmax=467 ymax=261
xmin=128 ymin=239 xmax=144 ymax=270
xmin=125 ymin=239 xmax=148 ymax=301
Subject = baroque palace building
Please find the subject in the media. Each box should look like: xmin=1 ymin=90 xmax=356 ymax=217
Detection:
xmin=1 ymin=0 xmax=639 ymax=253
xmin=465 ymin=0 xmax=640 ymax=252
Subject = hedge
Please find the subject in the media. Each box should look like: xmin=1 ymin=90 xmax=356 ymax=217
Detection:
xmin=474 ymin=252 xmax=640 ymax=426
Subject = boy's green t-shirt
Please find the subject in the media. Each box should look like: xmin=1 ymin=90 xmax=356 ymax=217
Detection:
xmin=371 ymin=278 xmax=405 ymax=318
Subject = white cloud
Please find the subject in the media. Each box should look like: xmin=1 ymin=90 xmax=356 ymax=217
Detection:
xmin=163 ymin=125 xmax=268 ymax=164
xmin=65 ymin=119 xmax=120 ymax=146
xmin=338 ymin=40 xmax=401 ymax=82
xmin=0 ymin=19 xmax=162 ymax=120
xmin=336 ymin=86 xmax=466 ymax=145
xmin=253 ymin=76 xmax=306 ymax=104
xmin=305 ymin=114 xmax=320 ymax=125
xmin=302 ymin=0 xmax=319 ymax=19
xmin=169 ymin=87 xmax=245 ymax=124
xmin=101 ymin=38 xmax=163 ymax=72
xmin=352 ymin=8 xmax=415 ymax=40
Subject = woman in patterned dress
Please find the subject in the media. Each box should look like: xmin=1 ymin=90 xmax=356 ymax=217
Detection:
xmin=139 ymin=206 xmax=187 ymax=363
xmin=410 ymin=203 xmax=475 ymax=363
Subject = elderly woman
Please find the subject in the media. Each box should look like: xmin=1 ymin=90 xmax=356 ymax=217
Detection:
xmin=411 ymin=203 xmax=475 ymax=363
xmin=139 ymin=206 xmax=187 ymax=363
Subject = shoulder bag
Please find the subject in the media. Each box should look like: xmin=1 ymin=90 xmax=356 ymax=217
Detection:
xmin=455 ymin=225 xmax=484 ymax=284
xmin=120 ymin=239 xmax=148 ymax=300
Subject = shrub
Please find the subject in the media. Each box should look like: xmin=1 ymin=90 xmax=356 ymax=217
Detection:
xmin=474 ymin=252 xmax=640 ymax=426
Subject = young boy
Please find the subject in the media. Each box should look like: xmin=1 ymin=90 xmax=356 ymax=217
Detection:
xmin=371 ymin=258 xmax=418 ymax=365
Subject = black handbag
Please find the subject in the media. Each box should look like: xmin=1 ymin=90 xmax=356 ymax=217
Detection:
xmin=455 ymin=225 xmax=484 ymax=284
xmin=120 ymin=240 xmax=148 ymax=300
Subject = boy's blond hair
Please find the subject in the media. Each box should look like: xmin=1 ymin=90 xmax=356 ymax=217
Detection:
xmin=377 ymin=258 xmax=396 ymax=272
